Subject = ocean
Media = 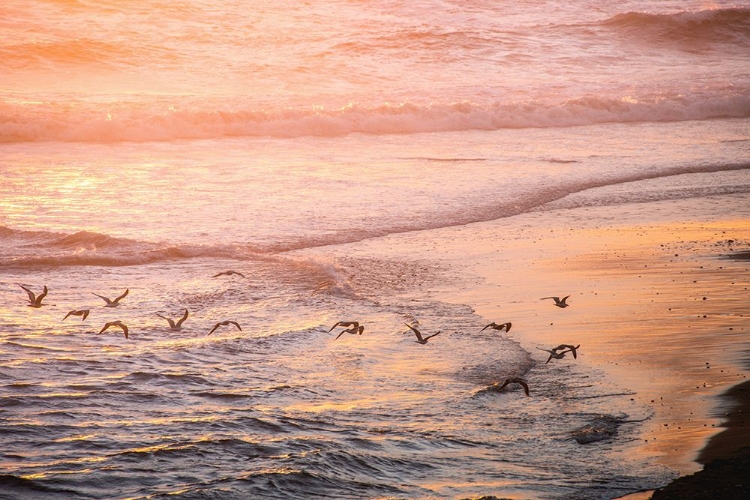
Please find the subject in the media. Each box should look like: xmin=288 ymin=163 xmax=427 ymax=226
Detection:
xmin=1 ymin=1 xmax=749 ymax=498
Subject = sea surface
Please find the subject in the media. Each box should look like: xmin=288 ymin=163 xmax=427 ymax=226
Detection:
xmin=1 ymin=1 xmax=749 ymax=498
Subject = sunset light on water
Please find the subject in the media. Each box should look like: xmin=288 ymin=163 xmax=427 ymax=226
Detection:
xmin=1 ymin=1 xmax=749 ymax=499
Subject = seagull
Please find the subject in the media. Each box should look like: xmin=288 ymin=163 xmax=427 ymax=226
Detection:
xmin=537 ymin=346 xmax=573 ymax=364
xmin=213 ymin=270 xmax=245 ymax=278
xmin=207 ymin=320 xmax=242 ymax=336
xmin=156 ymin=309 xmax=189 ymax=331
xmin=63 ymin=309 xmax=90 ymax=321
xmin=20 ymin=284 xmax=48 ymax=308
xmin=495 ymin=377 xmax=530 ymax=396
xmin=480 ymin=321 xmax=512 ymax=333
xmin=99 ymin=320 xmax=129 ymax=339
xmin=335 ymin=325 xmax=364 ymax=340
xmin=328 ymin=321 xmax=359 ymax=333
xmin=541 ymin=296 xmax=570 ymax=308
xmin=405 ymin=323 xmax=441 ymax=344
xmin=552 ymin=344 xmax=580 ymax=359
xmin=93 ymin=289 xmax=129 ymax=307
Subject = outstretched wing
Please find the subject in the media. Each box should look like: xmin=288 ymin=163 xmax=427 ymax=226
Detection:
xmin=480 ymin=322 xmax=495 ymax=332
xmin=114 ymin=289 xmax=129 ymax=303
xmin=229 ymin=321 xmax=241 ymax=331
xmin=36 ymin=286 xmax=48 ymax=304
xmin=157 ymin=314 xmax=176 ymax=328
xmin=81 ymin=310 xmax=89 ymax=320
xmin=19 ymin=285 xmax=36 ymax=303
xmin=176 ymin=309 xmax=189 ymax=327
xmin=424 ymin=331 xmax=441 ymax=341
xmin=516 ymin=379 xmax=530 ymax=396
xmin=93 ymin=292 xmax=112 ymax=304
xmin=207 ymin=323 xmax=220 ymax=335
xmin=63 ymin=311 xmax=73 ymax=321
xmin=405 ymin=323 xmax=423 ymax=341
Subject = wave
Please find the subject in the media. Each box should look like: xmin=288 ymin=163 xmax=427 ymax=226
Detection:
xmin=2 ymin=89 xmax=749 ymax=143
xmin=2 ymin=161 xmax=749 ymax=268
xmin=600 ymin=8 xmax=750 ymax=48
xmin=1 ymin=38 xmax=141 ymax=70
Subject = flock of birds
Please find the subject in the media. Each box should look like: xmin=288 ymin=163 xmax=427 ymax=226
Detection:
xmin=18 ymin=273 xmax=249 ymax=340
xmin=327 ymin=295 xmax=579 ymax=397
xmin=19 ymin=279 xmax=579 ymax=397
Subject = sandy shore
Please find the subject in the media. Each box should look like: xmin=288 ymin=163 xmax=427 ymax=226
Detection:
xmin=310 ymin=192 xmax=750 ymax=496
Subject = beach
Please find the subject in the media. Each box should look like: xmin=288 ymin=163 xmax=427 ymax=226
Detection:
xmin=297 ymin=191 xmax=750 ymax=496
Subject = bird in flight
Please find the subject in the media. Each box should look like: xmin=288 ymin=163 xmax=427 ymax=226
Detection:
xmin=156 ymin=309 xmax=189 ymax=331
xmin=335 ymin=325 xmax=364 ymax=340
xmin=19 ymin=284 xmax=48 ymax=308
xmin=99 ymin=320 xmax=129 ymax=339
xmin=480 ymin=321 xmax=512 ymax=333
xmin=93 ymin=289 xmax=129 ymax=307
xmin=495 ymin=377 xmax=530 ymax=396
xmin=63 ymin=309 xmax=90 ymax=321
xmin=537 ymin=346 xmax=574 ymax=364
xmin=404 ymin=323 xmax=441 ymax=344
xmin=551 ymin=343 xmax=580 ymax=359
xmin=541 ymin=296 xmax=570 ymax=308
xmin=207 ymin=320 xmax=242 ymax=336
xmin=328 ymin=321 xmax=360 ymax=333
xmin=213 ymin=270 xmax=246 ymax=278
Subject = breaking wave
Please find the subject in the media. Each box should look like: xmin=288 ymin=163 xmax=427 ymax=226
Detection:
xmin=600 ymin=7 xmax=750 ymax=47
xmin=2 ymin=90 xmax=749 ymax=143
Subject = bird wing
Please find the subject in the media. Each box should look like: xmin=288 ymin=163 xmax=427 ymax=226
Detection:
xmin=63 ymin=311 xmax=73 ymax=320
xmin=176 ymin=309 xmax=189 ymax=327
xmin=328 ymin=321 xmax=343 ymax=332
xmin=496 ymin=379 xmax=511 ymax=391
xmin=502 ymin=322 xmax=512 ymax=332
xmin=518 ymin=380 xmax=530 ymax=396
xmin=230 ymin=321 xmax=241 ymax=331
xmin=81 ymin=310 xmax=89 ymax=320
xmin=114 ymin=289 xmax=129 ymax=303
xmin=480 ymin=323 xmax=495 ymax=332
xmin=93 ymin=292 xmax=112 ymax=304
xmin=540 ymin=297 xmax=557 ymax=301
xmin=207 ymin=323 xmax=220 ymax=335
xmin=235 ymin=272 xmax=246 ymax=278
xmin=424 ymin=331 xmax=441 ymax=341
xmin=335 ymin=329 xmax=346 ymax=340
xmin=19 ymin=285 xmax=36 ymax=303
xmin=405 ymin=323 xmax=423 ymax=341
xmin=36 ymin=286 xmax=48 ymax=304
xmin=99 ymin=323 xmax=112 ymax=334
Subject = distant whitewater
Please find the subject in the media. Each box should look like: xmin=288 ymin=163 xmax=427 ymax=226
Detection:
xmin=2 ymin=91 xmax=750 ymax=143
xmin=2 ymin=4 xmax=749 ymax=142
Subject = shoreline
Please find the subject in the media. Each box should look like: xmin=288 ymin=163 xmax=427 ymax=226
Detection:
xmin=300 ymin=193 xmax=750 ymax=497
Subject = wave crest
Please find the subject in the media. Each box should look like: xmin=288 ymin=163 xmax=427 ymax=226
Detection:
xmin=2 ymin=90 xmax=749 ymax=143
xmin=600 ymin=8 xmax=750 ymax=47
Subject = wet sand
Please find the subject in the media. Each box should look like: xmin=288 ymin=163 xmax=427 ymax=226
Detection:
xmin=315 ymin=192 xmax=750 ymax=495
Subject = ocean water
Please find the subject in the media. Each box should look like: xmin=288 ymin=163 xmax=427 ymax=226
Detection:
xmin=1 ymin=1 xmax=750 ymax=498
